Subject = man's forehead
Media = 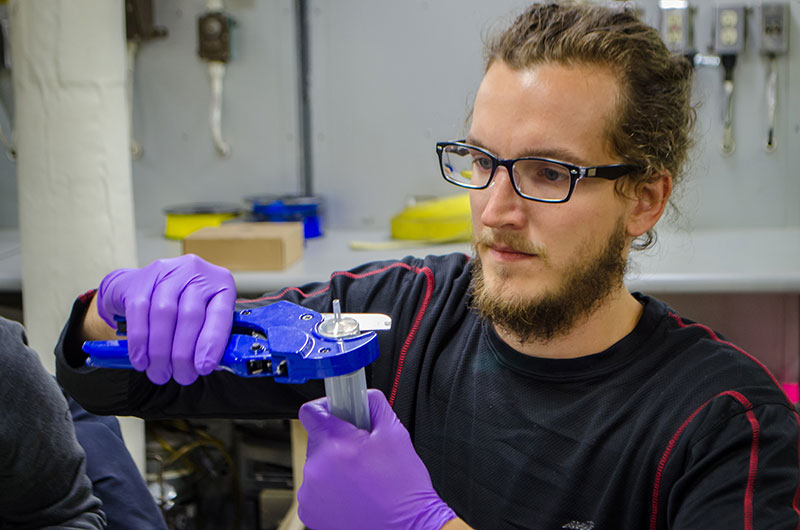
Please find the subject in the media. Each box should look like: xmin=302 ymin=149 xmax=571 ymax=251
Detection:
xmin=469 ymin=61 xmax=621 ymax=163
xmin=465 ymin=134 xmax=593 ymax=167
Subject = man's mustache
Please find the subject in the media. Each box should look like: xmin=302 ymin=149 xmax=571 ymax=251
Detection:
xmin=473 ymin=229 xmax=548 ymax=260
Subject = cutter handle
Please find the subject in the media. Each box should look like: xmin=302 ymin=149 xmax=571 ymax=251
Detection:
xmin=83 ymin=340 xmax=135 ymax=369
xmin=83 ymin=337 xmax=257 ymax=375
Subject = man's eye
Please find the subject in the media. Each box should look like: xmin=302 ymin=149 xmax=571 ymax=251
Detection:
xmin=473 ymin=157 xmax=493 ymax=170
xmin=541 ymin=167 xmax=568 ymax=182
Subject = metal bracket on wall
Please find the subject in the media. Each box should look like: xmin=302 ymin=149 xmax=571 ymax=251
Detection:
xmin=198 ymin=2 xmax=235 ymax=157
xmin=295 ymin=0 xmax=313 ymax=196
xmin=0 ymin=4 xmax=14 ymax=162
xmin=712 ymin=4 xmax=747 ymax=156
xmin=756 ymin=2 xmax=790 ymax=152
xmin=125 ymin=0 xmax=167 ymax=159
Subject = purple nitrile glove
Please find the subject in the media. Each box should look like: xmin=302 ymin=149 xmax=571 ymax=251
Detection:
xmin=298 ymin=389 xmax=457 ymax=530
xmin=96 ymin=254 xmax=236 ymax=385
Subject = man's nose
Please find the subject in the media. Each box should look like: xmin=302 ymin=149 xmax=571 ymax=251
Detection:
xmin=479 ymin=166 xmax=528 ymax=228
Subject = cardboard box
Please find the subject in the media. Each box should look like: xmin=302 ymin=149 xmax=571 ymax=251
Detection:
xmin=182 ymin=222 xmax=304 ymax=271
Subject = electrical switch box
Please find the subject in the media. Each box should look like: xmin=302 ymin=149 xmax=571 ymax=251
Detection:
xmin=0 ymin=5 xmax=10 ymax=70
xmin=598 ymin=1 xmax=641 ymax=15
xmin=659 ymin=1 xmax=694 ymax=55
xmin=198 ymin=11 xmax=233 ymax=62
xmin=125 ymin=0 xmax=167 ymax=42
xmin=713 ymin=4 xmax=747 ymax=55
xmin=757 ymin=3 xmax=790 ymax=55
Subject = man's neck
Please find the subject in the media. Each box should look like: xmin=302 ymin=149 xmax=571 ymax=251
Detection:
xmin=493 ymin=288 xmax=644 ymax=359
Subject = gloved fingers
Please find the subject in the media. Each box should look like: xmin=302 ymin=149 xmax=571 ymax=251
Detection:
xmin=297 ymin=388 xmax=453 ymax=530
xmin=298 ymin=396 xmax=332 ymax=435
xmin=367 ymin=388 xmax=391 ymax=414
xmin=300 ymin=396 xmax=373 ymax=459
xmin=193 ymin=288 xmax=236 ymax=375
xmin=96 ymin=269 xmax=131 ymax=328
xmin=298 ymin=401 xmax=354 ymax=517
xmin=301 ymin=391 xmax=395 ymax=437
xmin=170 ymin=282 xmax=207 ymax=385
xmin=93 ymin=255 xmax=236 ymax=385
xmin=123 ymin=279 xmax=157 ymax=372
xmin=144 ymin=274 xmax=183 ymax=385
xmin=366 ymin=389 xmax=401 ymax=430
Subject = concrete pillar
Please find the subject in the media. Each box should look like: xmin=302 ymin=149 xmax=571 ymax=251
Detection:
xmin=11 ymin=0 xmax=144 ymax=472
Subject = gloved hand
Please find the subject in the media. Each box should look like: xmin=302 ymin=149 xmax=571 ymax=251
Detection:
xmin=96 ymin=254 xmax=236 ymax=385
xmin=298 ymin=389 xmax=457 ymax=530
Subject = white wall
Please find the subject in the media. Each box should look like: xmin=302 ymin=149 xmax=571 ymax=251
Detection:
xmin=1 ymin=0 xmax=799 ymax=233
xmin=309 ymin=0 xmax=800 ymax=231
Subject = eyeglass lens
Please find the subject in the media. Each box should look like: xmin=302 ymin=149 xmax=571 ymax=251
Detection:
xmin=441 ymin=145 xmax=573 ymax=201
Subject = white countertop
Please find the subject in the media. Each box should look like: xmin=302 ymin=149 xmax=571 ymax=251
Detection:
xmin=2 ymin=226 xmax=800 ymax=294
xmin=625 ymin=227 xmax=800 ymax=293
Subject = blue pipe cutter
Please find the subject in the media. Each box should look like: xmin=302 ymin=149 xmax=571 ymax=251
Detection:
xmin=83 ymin=300 xmax=390 ymax=384
xmin=83 ymin=300 xmax=392 ymax=430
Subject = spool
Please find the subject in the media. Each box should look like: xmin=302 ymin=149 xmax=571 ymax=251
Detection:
xmin=164 ymin=203 xmax=241 ymax=240
xmin=247 ymin=194 xmax=323 ymax=239
xmin=390 ymin=194 xmax=471 ymax=241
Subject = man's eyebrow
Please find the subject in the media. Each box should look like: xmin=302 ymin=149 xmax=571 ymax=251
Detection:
xmin=465 ymin=136 xmax=592 ymax=166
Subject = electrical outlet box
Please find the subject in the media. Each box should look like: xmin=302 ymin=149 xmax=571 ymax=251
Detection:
xmin=659 ymin=1 xmax=694 ymax=54
xmin=757 ymin=3 xmax=790 ymax=55
xmin=125 ymin=0 xmax=167 ymax=42
xmin=198 ymin=12 xmax=233 ymax=62
xmin=598 ymin=1 xmax=641 ymax=15
xmin=713 ymin=4 xmax=747 ymax=55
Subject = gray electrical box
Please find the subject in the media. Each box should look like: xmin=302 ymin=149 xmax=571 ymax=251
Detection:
xmin=659 ymin=1 xmax=694 ymax=54
xmin=757 ymin=3 xmax=790 ymax=55
xmin=713 ymin=4 xmax=747 ymax=55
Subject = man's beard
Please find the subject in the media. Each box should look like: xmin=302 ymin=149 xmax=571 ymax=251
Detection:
xmin=469 ymin=220 xmax=629 ymax=344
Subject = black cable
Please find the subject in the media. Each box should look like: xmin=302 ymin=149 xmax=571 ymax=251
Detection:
xmin=720 ymin=54 xmax=737 ymax=81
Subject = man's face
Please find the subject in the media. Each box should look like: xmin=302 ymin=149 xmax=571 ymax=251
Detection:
xmin=468 ymin=61 xmax=634 ymax=342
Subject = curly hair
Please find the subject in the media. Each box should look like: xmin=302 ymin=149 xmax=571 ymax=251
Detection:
xmin=483 ymin=2 xmax=696 ymax=249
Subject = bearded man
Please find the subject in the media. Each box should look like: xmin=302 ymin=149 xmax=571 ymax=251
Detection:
xmin=57 ymin=3 xmax=798 ymax=529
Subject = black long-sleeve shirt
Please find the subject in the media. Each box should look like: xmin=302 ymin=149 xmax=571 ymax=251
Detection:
xmin=56 ymin=253 xmax=800 ymax=529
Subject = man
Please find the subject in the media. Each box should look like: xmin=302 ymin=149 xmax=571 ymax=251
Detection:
xmin=56 ymin=3 xmax=799 ymax=529
xmin=1 ymin=316 xmax=106 ymax=529
xmin=0 ymin=315 xmax=167 ymax=529
xmin=66 ymin=394 xmax=169 ymax=530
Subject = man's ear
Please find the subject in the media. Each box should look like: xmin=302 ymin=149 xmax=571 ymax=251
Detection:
xmin=626 ymin=171 xmax=672 ymax=238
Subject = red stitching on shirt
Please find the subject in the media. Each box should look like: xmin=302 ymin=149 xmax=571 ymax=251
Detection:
xmin=743 ymin=407 xmax=760 ymax=527
xmin=649 ymin=390 xmax=757 ymax=530
xmin=793 ymin=409 xmax=800 ymax=530
xmin=238 ymin=268 xmax=393 ymax=303
xmin=668 ymin=313 xmax=792 ymax=404
xmin=237 ymin=262 xmax=436 ymax=409
xmin=388 ymin=267 xmax=434 ymax=408
xmin=666 ymin=313 xmax=800 ymax=528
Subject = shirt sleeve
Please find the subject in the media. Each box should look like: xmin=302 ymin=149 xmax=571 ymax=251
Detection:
xmin=54 ymin=290 xmax=323 ymax=420
xmin=667 ymin=399 xmax=800 ymax=529
xmin=53 ymin=254 xmax=448 ymax=420
xmin=0 ymin=318 xmax=106 ymax=529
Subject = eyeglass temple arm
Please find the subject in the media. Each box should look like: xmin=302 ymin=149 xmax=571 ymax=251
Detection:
xmin=584 ymin=164 xmax=637 ymax=180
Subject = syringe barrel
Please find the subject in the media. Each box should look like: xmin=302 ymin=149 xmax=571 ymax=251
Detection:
xmin=324 ymin=367 xmax=370 ymax=431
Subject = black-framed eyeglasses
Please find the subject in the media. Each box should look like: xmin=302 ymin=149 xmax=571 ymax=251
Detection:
xmin=436 ymin=140 xmax=638 ymax=203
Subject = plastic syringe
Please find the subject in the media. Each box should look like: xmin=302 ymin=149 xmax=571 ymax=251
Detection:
xmin=317 ymin=299 xmax=371 ymax=430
